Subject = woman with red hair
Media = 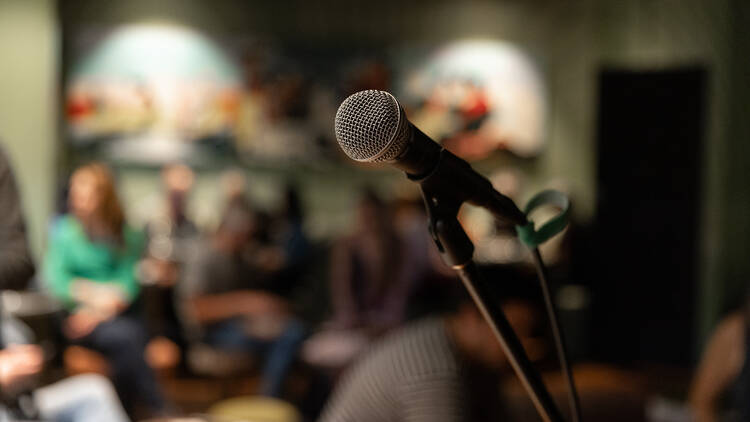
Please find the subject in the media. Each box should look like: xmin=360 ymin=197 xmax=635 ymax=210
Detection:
xmin=43 ymin=163 xmax=166 ymax=416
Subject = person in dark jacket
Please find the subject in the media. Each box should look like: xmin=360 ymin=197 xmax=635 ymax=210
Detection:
xmin=0 ymin=145 xmax=34 ymax=293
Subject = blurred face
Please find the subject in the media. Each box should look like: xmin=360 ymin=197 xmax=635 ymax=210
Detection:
xmin=356 ymin=200 xmax=380 ymax=231
xmin=163 ymin=164 xmax=194 ymax=194
xmin=69 ymin=171 xmax=101 ymax=219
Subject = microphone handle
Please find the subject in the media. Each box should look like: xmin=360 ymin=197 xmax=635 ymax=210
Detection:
xmin=411 ymin=144 xmax=566 ymax=422
xmin=409 ymin=146 xmax=528 ymax=226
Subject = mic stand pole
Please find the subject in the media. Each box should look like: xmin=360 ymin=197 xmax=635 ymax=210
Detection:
xmin=418 ymin=185 xmax=565 ymax=422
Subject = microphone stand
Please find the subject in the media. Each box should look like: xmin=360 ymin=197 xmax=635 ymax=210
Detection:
xmin=413 ymin=151 xmax=566 ymax=422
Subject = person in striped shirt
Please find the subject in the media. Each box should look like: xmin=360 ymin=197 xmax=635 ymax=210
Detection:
xmin=320 ymin=291 xmax=539 ymax=422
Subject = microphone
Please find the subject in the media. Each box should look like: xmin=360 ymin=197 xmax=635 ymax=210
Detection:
xmin=334 ymin=90 xmax=527 ymax=226
xmin=334 ymin=91 xmax=577 ymax=422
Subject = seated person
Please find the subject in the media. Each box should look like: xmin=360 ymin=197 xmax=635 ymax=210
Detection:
xmin=689 ymin=294 xmax=750 ymax=422
xmin=0 ymin=149 xmax=129 ymax=422
xmin=303 ymin=190 xmax=415 ymax=371
xmin=1 ymin=344 xmax=129 ymax=422
xmin=320 ymin=289 xmax=541 ymax=422
xmin=140 ymin=163 xmax=200 ymax=363
xmin=250 ymin=185 xmax=311 ymax=298
xmin=181 ymin=197 xmax=306 ymax=398
xmin=43 ymin=163 xmax=166 ymax=415
xmin=329 ymin=190 xmax=408 ymax=332
xmin=141 ymin=163 xmax=199 ymax=291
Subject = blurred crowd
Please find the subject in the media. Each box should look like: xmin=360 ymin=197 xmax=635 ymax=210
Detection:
xmin=2 ymin=144 xmax=749 ymax=422
xmin=2 ymin=143 xmax=532 ymax=421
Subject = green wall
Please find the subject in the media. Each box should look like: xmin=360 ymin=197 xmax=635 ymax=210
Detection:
xmin=0 ymin=0 xmax=58 ymax=263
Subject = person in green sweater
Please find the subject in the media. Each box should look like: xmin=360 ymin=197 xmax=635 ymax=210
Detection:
xmin=43 ymin=163 xmax=166 ymax=416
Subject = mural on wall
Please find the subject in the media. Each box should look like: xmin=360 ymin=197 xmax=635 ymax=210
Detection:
xmin=65 ymin=24 xmax=546 ymax=165
xmin=397 ymin=39 xmax=547 ymax=159
xmin=65 ymin=23 xmax=340 ymax=165
xmin=66 ymin=24 xmax=243 ymax=164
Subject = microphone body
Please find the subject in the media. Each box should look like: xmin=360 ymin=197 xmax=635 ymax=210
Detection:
xmin=334 ymin=90 xmax=526 ymax=226
xmin=334 ymin=91 xmax=569 ymax=422
xmin=398 ymin=125 xmax=526 ymax=226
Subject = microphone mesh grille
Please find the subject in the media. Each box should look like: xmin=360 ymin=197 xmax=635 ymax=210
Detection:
xmin=334 ymin=90 xmax=409 ymax=162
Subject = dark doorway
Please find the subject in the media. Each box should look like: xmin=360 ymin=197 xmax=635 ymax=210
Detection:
xmin=591 ymin=67 xmax=706 ymax=365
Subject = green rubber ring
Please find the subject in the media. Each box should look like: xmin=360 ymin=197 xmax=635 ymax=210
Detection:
xmin=515 ymin=190 xmax=570 ymax=248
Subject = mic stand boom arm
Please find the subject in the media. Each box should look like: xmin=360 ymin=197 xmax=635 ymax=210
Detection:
xmin=413 ymin=149 xmax=565 ymax=422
